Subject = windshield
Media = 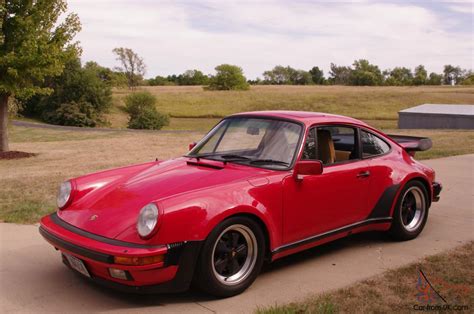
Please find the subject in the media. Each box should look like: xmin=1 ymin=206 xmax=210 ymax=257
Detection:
xmin=188 ymin=117 xmax=302 ymax=169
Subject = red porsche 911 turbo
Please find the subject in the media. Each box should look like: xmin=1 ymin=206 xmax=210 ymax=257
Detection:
xmin=40 ymin=111 xmax=442 ymax=297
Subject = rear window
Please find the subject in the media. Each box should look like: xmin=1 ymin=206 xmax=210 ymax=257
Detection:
xmin=361 ymin=130 xmax=390 ymax=157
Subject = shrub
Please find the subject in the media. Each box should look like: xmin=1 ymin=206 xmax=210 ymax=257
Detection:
xmin=21 ymin=58 xmax=112 ymax=126
xmin=42 ymin=101 xmax=97 ymax=127
xmin=461 ymin=74 xmax=474 ymax=85
xmin=124 ymin=92 xmax=169 ymax=130
xmin=206 ymin=64 xmax=249 ymax=90
xmin=127 ymin=108 xmax=170 ymax=130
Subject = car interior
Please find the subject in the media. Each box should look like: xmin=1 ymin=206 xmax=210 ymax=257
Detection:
xmin=304 ymin=126 xmax=358 ymax=165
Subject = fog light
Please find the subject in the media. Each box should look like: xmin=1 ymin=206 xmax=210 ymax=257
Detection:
xmin=108 ymin=268 xmax=129 ymax=280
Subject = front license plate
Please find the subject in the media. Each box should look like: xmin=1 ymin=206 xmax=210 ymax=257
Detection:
xmin=64 ymin=253 xmax=91 ymax=278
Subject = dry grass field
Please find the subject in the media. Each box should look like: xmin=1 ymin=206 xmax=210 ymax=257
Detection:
xmin=2 ymin=85 xmax=474 ymax=224
xmin=107 ymin=85 xmax=474 ymax=129
xmin=257 ymin=242 xmax=473 ymax=314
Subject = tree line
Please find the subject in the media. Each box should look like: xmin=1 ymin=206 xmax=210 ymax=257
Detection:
xmin=147 ymin=61 xmax=473 ymax=87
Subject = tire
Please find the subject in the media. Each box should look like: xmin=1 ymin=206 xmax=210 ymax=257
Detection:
xmin=389 ymin=180 xmax=429 ymax=241
xmin=194 ymin=216 xmax=266 ymax=297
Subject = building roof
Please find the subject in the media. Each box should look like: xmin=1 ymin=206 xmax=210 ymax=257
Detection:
xmin=399 ymin=104 xmax=474 ymax=116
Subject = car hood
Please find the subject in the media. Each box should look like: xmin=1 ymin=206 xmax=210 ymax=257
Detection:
xmin=57 ymin=157 xmax=270 ymax=239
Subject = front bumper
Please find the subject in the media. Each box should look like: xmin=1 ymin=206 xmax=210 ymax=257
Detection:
xmin=39 ymin=213 xmax=201 ymax=293
xmin=432 ymin=181 xmax=442 ymax=202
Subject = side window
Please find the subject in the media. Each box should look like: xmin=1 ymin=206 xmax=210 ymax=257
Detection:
xmin=317 ymin=126 xmax=358 ymax=165
xmin=302 ymin=128 xmax=317 ymax=160
xmin=361 ymin=130 xmax=390 ymax=157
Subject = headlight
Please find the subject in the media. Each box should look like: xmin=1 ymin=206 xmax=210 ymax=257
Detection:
xmin=137 ymin=203 xmax=159 ymax=238
xmin=57 ymin=181 xmax=72 ymax=209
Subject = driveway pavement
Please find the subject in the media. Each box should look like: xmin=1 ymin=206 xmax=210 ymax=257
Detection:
xmin=1 ymin=154 xmax=473 ymax=313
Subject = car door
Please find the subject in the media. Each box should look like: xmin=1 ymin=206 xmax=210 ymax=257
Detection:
xmin=282 ymin=125 xmax=371 ymax=244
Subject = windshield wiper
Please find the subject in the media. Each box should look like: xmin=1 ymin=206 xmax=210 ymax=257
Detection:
xmin=249 ymin=159 xmax=289 ymax=166
xmin=219 ymin=154 xmax=251 ymax=160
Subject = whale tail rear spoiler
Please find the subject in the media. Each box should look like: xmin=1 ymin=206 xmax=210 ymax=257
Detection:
xmin=387 ymin=134 xmax=432 ymax=156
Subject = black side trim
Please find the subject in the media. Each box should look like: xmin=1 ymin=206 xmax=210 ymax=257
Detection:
xmin=164 ymin=242 xmax=185 ymax=265
xmin=40 ymin=226 xmax=114 ymax=263
xmin=50 ymin=213 xmax=162 ymax=248
xmin=432 ymin=182 xmax=442 ymax=202
xmin=367 ymin=184 xmax=401 ymax=219
xmin=272 ymin=217 xmax=392 ymax=255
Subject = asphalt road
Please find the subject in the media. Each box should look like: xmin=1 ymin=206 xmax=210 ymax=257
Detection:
xmin=1 ymin=154 xmax=473 ymax=313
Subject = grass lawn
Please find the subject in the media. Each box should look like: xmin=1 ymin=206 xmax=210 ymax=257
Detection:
xmin=257 ymin=242 xmax=473 ymax=314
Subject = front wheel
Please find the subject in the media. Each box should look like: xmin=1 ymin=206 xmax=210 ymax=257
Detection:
xmin=389 ymin=181 xmax=429 ymax=241
xmin=194 ymin=216 xmax=265 ymax=297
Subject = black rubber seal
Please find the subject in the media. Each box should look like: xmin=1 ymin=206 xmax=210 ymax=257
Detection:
xmin=49 ymin=213 xmax=163 ymax=249
xmin=40 ymin=226 xmax=114 ymax=263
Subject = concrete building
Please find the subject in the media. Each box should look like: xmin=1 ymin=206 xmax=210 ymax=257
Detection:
xmin=398 ymin=104 xmax=474 ymax=129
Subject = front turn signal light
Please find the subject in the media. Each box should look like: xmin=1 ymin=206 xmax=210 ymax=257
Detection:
xmin=114 ymin=254 xmax=164 ymax=266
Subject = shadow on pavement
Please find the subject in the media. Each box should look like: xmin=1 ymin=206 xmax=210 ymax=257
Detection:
xmin=63 ymin=231 xmax=390 ymax=309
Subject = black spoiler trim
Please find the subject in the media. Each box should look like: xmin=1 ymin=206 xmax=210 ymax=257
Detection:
xmin=387 ymin=134 xmax=432 ymax=152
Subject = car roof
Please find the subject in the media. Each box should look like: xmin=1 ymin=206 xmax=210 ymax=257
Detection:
xmin=229 ymin=111 xmax=369 ymax=127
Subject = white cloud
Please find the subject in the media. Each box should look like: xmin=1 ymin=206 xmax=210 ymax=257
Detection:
xmin=67 ymin=0 xmax=473 ymax=79
xmin=447 ymin=3 xmax=473 ymax=14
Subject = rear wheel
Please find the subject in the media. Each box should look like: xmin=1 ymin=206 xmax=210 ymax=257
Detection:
xmin=389 ymin=181 xmax=429 ymax=241
xmin=194 ymin=216 xmax=265 ymax=297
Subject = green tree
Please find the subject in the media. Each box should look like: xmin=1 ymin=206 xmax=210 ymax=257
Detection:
xmin=461 ymin=72 xmax=474 ymax=85
xmin=384 ymin=67 xmax=413 ymax=86
xmin=263 ymin=65 xmax=292 ymax=84
xmin=413 ymin=65 xmax=427 ymax=86
xmin=22 ymin=58 xmax=112 ymax=126
xmin=207 ymin=64 xmax=249 ymax=90
xmin=309 ymin=66 xmax=325 ymax=84
xmin=291 ymin=70 xmax=313 ymax=85
xmin=328 ymin=63 xmax=352 ymax=85
xmin=426 ymin=72 xmax=443 ymax=85
xmin=263 ymin=66 xmax=312 ymax=85
xmin=177 ymin=69 xmax=209 ymax=85
xmin=147 ymin=75 xmax=174 ymax=86
xmin=113 ymin=47 xmax=146 ymax=89
xmin=124 ymin=91 xmax=169 ymax=130
xmin=0 ymin=0 xmax=81 ymax=152
xmin=350 ymin=59 xmax=383 ymax=86
xmin=84 ymin=61 xmax=127 ymax=87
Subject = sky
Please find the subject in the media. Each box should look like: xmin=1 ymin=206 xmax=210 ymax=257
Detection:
xmin=67 ymin=0 xmax=473 ymax=79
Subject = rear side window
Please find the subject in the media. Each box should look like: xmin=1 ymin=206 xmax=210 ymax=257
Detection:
xmin=361 ymin=130 xmax=390 ymax=157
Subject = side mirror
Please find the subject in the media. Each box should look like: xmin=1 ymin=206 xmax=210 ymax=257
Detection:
xmin=294 ymin=160 xmax=323 ymax=181
xmin=189 ymin=142 xmax=197 ymax=151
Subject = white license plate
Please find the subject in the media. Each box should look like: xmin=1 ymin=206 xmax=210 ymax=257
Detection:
xmin=64 ymin=253 xmax=91 ymax=278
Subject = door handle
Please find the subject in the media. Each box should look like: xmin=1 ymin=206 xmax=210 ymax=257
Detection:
xmin=357 ymin=170 xmax=371 ymax=178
